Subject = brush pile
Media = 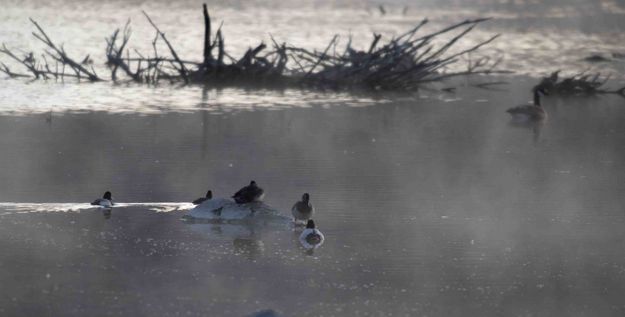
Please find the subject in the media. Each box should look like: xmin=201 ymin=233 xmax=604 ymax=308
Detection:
xmin=1 ymin=4 xmax=503 ymax=91
xmin=535 ymin=70 xmax=625 ymax=96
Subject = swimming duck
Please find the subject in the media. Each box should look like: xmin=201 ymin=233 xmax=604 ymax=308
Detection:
xmin=91 ymin=191 xmax=114 ymax=208
xmin=506 ymin=88 xmax=548 ymax=122
xmin=192 ymin=190 xmax=213 ymax=205
xmin=292 ymin=193 xmax=314 ymax=224
xmin=232 ymin=180 xmax=264 ymax=204
xmin=299 ymin=220 xmax=325 ymax=249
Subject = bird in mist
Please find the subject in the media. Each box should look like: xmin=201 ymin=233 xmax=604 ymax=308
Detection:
xmin=232 ymin=180 xmax=264 ymax=204
xmin=192 ymin=190 xmax=213 ymax=205
xmin=292 ymin=193 xmax=314 ymax=224
xmin=299 ymin=220 xmax=325 ymax=249
xmin=506 ymin=87 xmax=548 ymax=122
xmin=91 ymin=191 xmax=114 ymax=208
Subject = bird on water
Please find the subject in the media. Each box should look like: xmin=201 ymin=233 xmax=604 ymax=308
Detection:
xmin=232 ymin=180 xmax=264 ymax=204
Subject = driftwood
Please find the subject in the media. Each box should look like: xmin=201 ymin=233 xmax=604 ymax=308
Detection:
xmin=535 ymin=70 xmax=625 ymax=96
xmin=1 ymin=4 xmax=505 ymax=91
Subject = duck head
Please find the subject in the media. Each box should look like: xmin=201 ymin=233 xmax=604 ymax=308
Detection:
xmin=302 ymin=193 xmax=310 ymax=203
xmin=103 ymin=191 xmax=112 ymax=200
xmin=306 ymin=219 xmax=316 ymax=229
xmin=206 ymin=190 xmax=213 ymax=199
xmin=250 ymin=180 xmax=257 ymax=187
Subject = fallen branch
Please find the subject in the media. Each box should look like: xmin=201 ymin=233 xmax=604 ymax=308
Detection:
xmin=30 ymin=18 xmax=101 ymax=81
xmin=1 ymin=4 xmax=504 ymax=91
xmin=142 ymin=11 xmax=189 ymax=83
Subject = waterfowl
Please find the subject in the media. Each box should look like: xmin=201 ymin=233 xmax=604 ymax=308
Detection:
xmin=506 ymin=88 xmax=548 ymax=122
xmin=192 ymin=190 xmax=213 ymax=205
xmin=299 ymin=220 xmax=325 ymax=249
xmin=292 ymin=193 xmax=314 ymax=224
xmin=232 ymin=180 xmax=264 ymax=204
xmin=91 ymin=191 xmax=114 ymax=208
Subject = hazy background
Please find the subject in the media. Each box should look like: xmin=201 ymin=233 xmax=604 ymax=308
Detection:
xmin=1 ymin=0 xmax=625 ymax=316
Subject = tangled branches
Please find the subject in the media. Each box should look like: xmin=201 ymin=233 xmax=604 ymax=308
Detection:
xmin=535 ymin=70 xmax=625 ymax=96
xmin=1 ymin=4 xmax=503 ymax=91
xmin=0 ymin=19 xmax=101 ymax=81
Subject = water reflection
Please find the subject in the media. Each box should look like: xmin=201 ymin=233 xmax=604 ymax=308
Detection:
xmin=102 ymin=207 xmax=112 ymax=219
xmin=1 ymin=87 xmax=625 ymax=315
xmin=508 ymin=117 xmax=547 ymax=144
xmin=186 ymin=221 xmax=266 ymax=260
xmin=0 ymin=81 xmax=392 ymax=115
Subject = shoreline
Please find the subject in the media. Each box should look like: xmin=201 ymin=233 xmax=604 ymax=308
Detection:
xmin=0 ymin=74 xmax=622 ymax=116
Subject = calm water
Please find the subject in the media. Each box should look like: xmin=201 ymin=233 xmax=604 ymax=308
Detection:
xmin=1 ymin=79 xmax=625 ymax=316
xmin=2 ymin=0 xmax=625 ymax=316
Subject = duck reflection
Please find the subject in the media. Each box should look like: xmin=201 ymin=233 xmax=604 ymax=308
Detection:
xmin=233 ymin=237 xmax=265 ymax=260
xmin=45 ymin=110 xmax=53 ymax=126
xmin=102 ymin=208 xmax=112 ymax=219
xmin=185 ymin=220 xmax=265 ymax=260
xmin=508 ymin=118 xmax=546 ymax=144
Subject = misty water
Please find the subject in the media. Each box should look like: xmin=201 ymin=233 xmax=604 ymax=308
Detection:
xmin=2 ymin=1 xmax=625 ymax=316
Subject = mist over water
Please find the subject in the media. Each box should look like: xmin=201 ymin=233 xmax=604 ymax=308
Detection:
xmin=1 ymin=0 xmax=625 ymax=316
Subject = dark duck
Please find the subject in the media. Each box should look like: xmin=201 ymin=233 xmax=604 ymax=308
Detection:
xmin=232 ymin=180 xmax=264 ymax=204
xmin=192 ymin=190 xmax=212 ymax=205
xmin=506 ymin=88 xmax=548 ymax=122
xmin=91 ymin=191 xmax=114 ymax=208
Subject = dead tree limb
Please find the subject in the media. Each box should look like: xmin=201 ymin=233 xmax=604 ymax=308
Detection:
xmin=142 ymin=11 xmax=189 ymax=83
xmin=203 ymin=4 xmax=212 ymax=66
xmin=29 ymin=19 xmax=101 ymax=81
xmin=0 ymin=62 xmax=31 ymax=78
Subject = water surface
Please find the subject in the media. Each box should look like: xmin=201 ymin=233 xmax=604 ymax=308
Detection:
xmin=2 ymin=1 xmax=625 ymax=316
xmin=2 ymin=79 xmax=625 ymax=315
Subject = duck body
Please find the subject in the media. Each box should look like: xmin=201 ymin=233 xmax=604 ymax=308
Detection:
xmin=291 ymin=193 xmax=314 ymax=223
xmin=506 ymin=105 xmax=547 ymax=122
xmin=300 ymin=228 xmax=325 ymax=245
xmin=186 ymin=197 xmax=278 ymax=221
xmin=299 ymin=220 xmax=325 ymax=249
xmin=91 ymin=191 xmax=114 ymax=208
xmin=506 ymin=88 xmax=548 ymax=122
xmin=232 ymin=181 xmax=264 ymax=204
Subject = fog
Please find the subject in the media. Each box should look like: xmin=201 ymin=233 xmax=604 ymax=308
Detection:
xmin=1 ymin=0 xmax=625 ymax=316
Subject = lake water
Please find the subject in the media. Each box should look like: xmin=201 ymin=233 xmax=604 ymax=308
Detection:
xmin=1 ymin=0 xmax=625 ymax=316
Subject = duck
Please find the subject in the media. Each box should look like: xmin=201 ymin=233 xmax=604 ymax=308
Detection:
xmin=292 ymin=193 xmax=314 ymax=224
xmin=506 ymin=88 xmax=548 ymax=122
xmin=91 ymin=191 xmax=114 ymax=208
xmin=232 ymin=180 xmax=264 ymax=204
xmin=192 ymin=190 xmax=213 ymax=205
xmin=299 ymin=220 xmax=325 ymax=249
